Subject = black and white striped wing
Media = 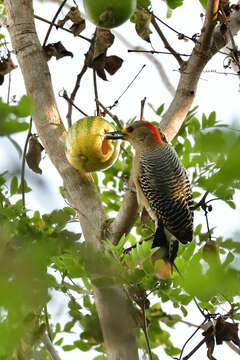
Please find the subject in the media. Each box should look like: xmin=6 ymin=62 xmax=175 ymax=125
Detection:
xmin=138 ymin=144 xmax=194 ymax=244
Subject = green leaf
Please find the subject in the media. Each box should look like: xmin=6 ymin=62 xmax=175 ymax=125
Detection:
xmin=165 ymin=345 xmax=181 ymax=356
xmin=10 ymin=175 xmax=18 ymax=196
xmin=199 ymin=0 xmax=207 ymax=8
xmin=0 ymin=97 xmax=30 ymax=136
xmin=62 ymin=345 xmax=76 ymax=351
xmin=137 ymin=0 xmax=151 ymax=7
xmin=55 ymin=323 xmax=61 ymax=333
xmin=0 ymin=119 xmax=29 ymax=136
xmin=207 ymin=112 xmax=216 ymax=127
xmin=156 ymin=104 xmax=165 ymax=116
xmin=180 ymin=305 xmax=188 ymax=317
xmin=13 ymin=96 xmax=32 ymax=117
xmin=167 ymin=0 xmax=184 ymax=9
xmin=182 ymin=241 xmax=195 ymax=261
xmin=74 ymin=340 xmax=92 ymax=351
xmin=64 ymin=321 xmax=75 ymax=333
xmin=54 ymin=337 xmax=63 ymax=346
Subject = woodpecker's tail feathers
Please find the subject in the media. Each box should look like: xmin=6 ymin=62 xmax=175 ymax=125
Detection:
xmin=152 ymin=221 xmax=179 ymax=263
xmin=152 ymin=221 xmax=168 ymax=249
xmin=168 ymin=239 xmax=179 ymax=264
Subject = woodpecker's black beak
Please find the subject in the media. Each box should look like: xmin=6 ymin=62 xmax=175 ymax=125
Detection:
xmin=104 ymin=130 xmax=127 ymax=140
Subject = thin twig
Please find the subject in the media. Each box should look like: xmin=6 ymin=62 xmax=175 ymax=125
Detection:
xmin=43 ymin=0 xmax=67 ymax=47
xmin=179 ymin=319 xmax=208 ymax=360
xmin=7 ymin=71 xmax=11 ymax=103
xmin=60 ymin=89 xmax=88 ymax=128
xmin=108 ymin=64 xmax=146 ymax=109
xmin=44 ymin=304 xmax=52 ymax=342
xmin=62 ymin=280 xmax=92 ymax=295
xmin=161 ymin=315 xmax=204 ymax=329
xmin=21 ymin=117 xmax=33 ymax=211
xmin=151 ymin=16 xmax=184 ymax=66
xmin=97 ymin=100 xmax=122 ymax=128
xmin=66 ymin=64 xmax=88 ymax=126
xmin=34 ymin=15 xmax=91 ymax=42
xmin=193 ymin=191 xmax=212 ymax=240
xmin=204 ymin=209 xmax=211 ymax=240
xmin=120 ymin=144 xmax=132 ymax=159
xmin=140 ymin=97 xmax=146 ymax=121
xmin=93 ymin=70 xmax=100 ymax=115
xmin=193 ymin=297 xmax=207 ymax=319
xmin=193 ymin=191 xmax=209 ymax=210
xmin=151 ymin=13 xmax=193 ymax=42
xmin=182 ymin=337 xmax=207 ymax=360
xmin=128 ymin=49 xmax=191 ymax=57
xmin=219 ymin=4 xmax=240 ymax=71
xmin=115 ymin=31 xmax=175 ymax=96
xmin=142 ymin=304 xmax=153 ymax=360
xmin=203 ymin=69 xmax=240 ymax=76
xmin=42 ymin=333 xmax=62 ymax=360
xmin=226 ymin=341 xmax=240 ymax=355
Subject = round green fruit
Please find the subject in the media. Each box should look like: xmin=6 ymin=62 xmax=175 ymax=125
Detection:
xmin=83 ymin=0 xmax=137 ymax=29
xmin=65 ymin=116 xmax=119 ymax=173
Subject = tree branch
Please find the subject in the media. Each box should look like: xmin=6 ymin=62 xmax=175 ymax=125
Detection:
xmin=110 ymin=175 xmax=139 ymax=245
xmin=160 ymin=0 xmax=220 ymax=141
xmin=42 ymin=333 xmax=62 ymax=360
xmin=226 ymin=340 xmax=240 ymax=355
xmin=151 ymin=15 xmax=184 ymax=67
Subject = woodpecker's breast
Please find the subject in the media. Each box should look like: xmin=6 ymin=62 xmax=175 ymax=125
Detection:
xmin=136 ymin=144 xmax=194 ymax=244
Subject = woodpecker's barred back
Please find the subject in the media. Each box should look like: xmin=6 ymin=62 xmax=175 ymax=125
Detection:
xmin=138 ymin=143 xmax=193 ymax=245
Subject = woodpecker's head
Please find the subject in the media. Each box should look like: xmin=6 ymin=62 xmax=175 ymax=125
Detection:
xmin=105 ymin=121 xmax=167 ymax=151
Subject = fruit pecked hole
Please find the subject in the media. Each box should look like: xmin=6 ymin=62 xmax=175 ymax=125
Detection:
xmin=101 ymin=130 xmax=112 ymax=155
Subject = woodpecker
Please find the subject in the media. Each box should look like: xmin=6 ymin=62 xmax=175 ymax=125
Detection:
xmin=105 ymin=121 xmax=194 ymax=267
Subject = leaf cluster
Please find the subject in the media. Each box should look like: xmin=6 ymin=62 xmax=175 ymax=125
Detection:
xmin=0 ymin=96 xmax=31 ymax=136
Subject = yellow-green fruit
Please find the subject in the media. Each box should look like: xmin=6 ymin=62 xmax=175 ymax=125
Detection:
xmin=65 ymin=116 xmax=119 ymax=172
xmin=83 ymin=0 xmax=137 ymax=29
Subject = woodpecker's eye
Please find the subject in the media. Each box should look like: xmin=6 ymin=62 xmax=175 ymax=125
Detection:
xmin=127 ymin=126 xmax=134 ymax=133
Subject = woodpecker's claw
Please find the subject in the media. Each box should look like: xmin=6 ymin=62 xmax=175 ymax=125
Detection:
xmin=104 ymin=131 xmax=126 ymax=140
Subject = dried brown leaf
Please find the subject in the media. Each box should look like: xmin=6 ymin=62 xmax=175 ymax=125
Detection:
xmin=85 ymin=29 xmax=117 ymax=80
xmin=92 ymin=54 xmax=107 ymax=81
xmin=134 ymin=9 xmax=152 ymax=43
xmin=70 ymin=20 xmax=86 ymax=36
xmin=215 ymin=318 xmax=240 ymax=347
xmin=43 ymin=41 xmax=73 ymax=61
xmin=57 ymin=7 xmax=86 ymax=35
xmin=202 ymin=325 xmax=216 ymax=360
xmin=104 ymin=55 xmax=123 ymax=75
xmin=68 ymin=7 xmax=84 ymax=24
xmin=26 ymin=135 xmax=44 ymax=174
xmin=94 ymin=28 xmax=115 ymax=60
xmin=0 ymin=53 xmax=17 ymax=76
